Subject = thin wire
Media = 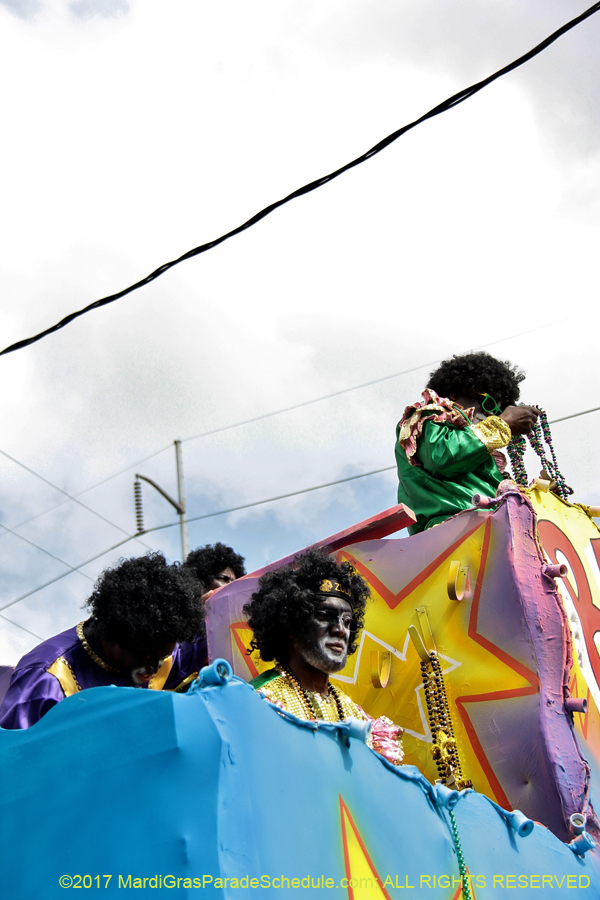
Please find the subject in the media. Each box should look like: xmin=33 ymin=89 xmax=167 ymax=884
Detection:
xmin=180 ymin=313 xmax=581 ymax=445
xmin=0 ymin=447 xmax=154 ymax=549
xmin=0 ymin=464 xmax=397 ymax=610
xmin=7 ymin=308 xmax=583 ymax=540
xmin=63 ymin=443 xmax=173 ymax=494
xmin=0 ymin=535 xmax=138 ymax=613
xmin=3 ymin=398 xmax=600 ymax=610
xmin=0 ymin=306 xmax=590 ymax=566
xmin=181 ymin=364 xmax=441 ymax=446
xmin=142 ymin=465 xmax=398 ymax=535
xmin=549 ymin=406 xmax=600 ymax=425
xmin=0 ymin=443 xmax=174 ymax=538
xmin=2 ymin=2 xmax=599 ymax=358
xmin=0 ymin=522 xmax=94 ymax=581
xmin=0 ymin=613 xmax=43 ymax=642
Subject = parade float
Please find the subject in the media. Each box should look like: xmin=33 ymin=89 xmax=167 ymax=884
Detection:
xmin=2 ymin=420 xmax=600 ymax=898
xmin=210 ymin=481 xmax=600 ymax=844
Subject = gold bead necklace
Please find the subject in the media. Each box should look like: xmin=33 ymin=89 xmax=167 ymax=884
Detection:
xmin=281 ymin=665 xmax=345 ymax=721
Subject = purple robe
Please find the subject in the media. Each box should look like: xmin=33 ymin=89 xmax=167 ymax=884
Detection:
xmin=0 ymin=623 xmax=207 ymax=730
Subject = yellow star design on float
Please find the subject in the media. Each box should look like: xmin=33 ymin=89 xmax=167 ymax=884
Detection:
xmin=334 ymin=519 xmax=538 ymax=804
xmin=339 ymin=797 xmax=475 ymax=900
xmin=339 ymin=797 xmax=392 ymax=899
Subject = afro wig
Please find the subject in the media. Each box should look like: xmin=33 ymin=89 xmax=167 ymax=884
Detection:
xmin=87 ymin=552 xmax=204 ymax=652
xmin=243 ymin=548 xmax=369 ymax=664
xmin=184 ymin=542 xmax=246 ymax=587
xmin=427 ymin=351 xmax=525 ymax=410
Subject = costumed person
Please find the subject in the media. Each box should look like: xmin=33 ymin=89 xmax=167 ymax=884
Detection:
xmin=395 ymin=351 xmax=540 ymax=535
xmin=0 ymin=552 xmax=206 ymax=730
xmin=243 ymin=549 xmax=404 ymax=765
xmin=184 ymin=541 xmax=246 ymax=601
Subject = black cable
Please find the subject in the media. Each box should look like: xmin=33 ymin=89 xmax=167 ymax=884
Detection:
xmin=3 ymin=399 xmax=600 ymax=608
xmin=3 ymin=309 xmax=584 ymax=538
xmin=0 ymin=465 xmax=397 ymax=609
xmin=0 ymin=521 xmax=95 ymax=581
xmin=141 ymin=465 xmax=397 ymax=536
xmin=2 ymin=2 xmax=599 ymax=358
xmin=0 ymin=447 xmax=153 ymax=548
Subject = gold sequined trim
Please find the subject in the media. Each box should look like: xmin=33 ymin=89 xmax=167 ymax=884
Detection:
xmin=258 ymin=673 xmax=366 ymax=724
xmin=47 ymin=656 xmax=81 ymax=698
xmin=170 ymin=672 xmax=199 ymax=693
xmin=472 ymin=416 xmax=511 ymax=453
xmin=76 ymin=621 xmax=120 ymax=674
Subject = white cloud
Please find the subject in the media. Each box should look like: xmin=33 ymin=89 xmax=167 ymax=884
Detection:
xmin=68 ymin=0 xmax=129 ymax=19
xmin=0 ymin=0 xmax=41 ymax=19
xmin=300 ymin=0 xmax=600 ymax=158
xmin=0 ymin=1 xmax=598 ymax=661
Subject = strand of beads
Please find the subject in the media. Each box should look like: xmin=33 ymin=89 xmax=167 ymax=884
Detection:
xmin=420 ymin=652 xmax=471 ymax=791
xmin=281 ymin=666 xmax=345 ymax=721
xmin=526 ymin=411 xmax=564 ymax=492
xmin=538 ymin=409 xmax=573 ymax=499
xmin=449 ymin=810 xmax=473 ymax=900
xmin=421 ymin=652 xmax=473 ymax=897
xmin=327 ymin=682 xmax=346 ymax=721
xmin=281 ymin=666 xmax=315 ymax=719
xmin=507 ymin=435 xmax=528 ymax=486
xmin=506 ymin=409 xmax=573 ymax=500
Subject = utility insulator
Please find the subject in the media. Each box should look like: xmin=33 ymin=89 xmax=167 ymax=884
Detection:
xmin=134 ymin=479 xmax=145 ymax=534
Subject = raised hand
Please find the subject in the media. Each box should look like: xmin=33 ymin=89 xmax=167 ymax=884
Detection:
xmin=500 ymin=405 xmax=540 ymax=435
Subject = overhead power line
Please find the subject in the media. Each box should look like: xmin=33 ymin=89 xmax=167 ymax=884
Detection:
xmin=4 ymin=309 xmax=584 ymax=542
xmin=5 ymin=400 xmax=599 ymax=612
xmin=0 ymin=464 xmax=397 ymax=611
xmin=0 ymin=447 xmax=154 ymax=549
xmin=0 ymin=613 xmax=43 ymax=642
xmin=0 ymin=443 xmax=174 ymax=538
xmin=2 ymin=2 xmax=599 ymax=358
xmin=549 ymin=406 xmax=600 ymax=425
xmin=133 ymin=402 xmax=600 ymax=537
xmin=142 ymin=466 xmax=397 ymax=536
xmin=0 ymin=534 xmax=137 ymax=613
xmin=179 ymin=314 xmax=582 ymax=445
xmin=0 ymin=521 xmax=94 ymax=582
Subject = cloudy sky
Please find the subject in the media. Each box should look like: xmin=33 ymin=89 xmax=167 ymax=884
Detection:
xmin=1 ymin=0 xmax=599 ymax=663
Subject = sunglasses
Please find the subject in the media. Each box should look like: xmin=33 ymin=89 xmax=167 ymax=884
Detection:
xmin=478 ymin=392 xmax=503 ymax=417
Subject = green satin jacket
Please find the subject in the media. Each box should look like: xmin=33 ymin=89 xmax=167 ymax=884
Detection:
xmin=395 ymin=418 xmax=505 ymax=535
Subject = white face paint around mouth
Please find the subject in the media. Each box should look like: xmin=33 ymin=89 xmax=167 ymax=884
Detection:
xmin=130 ymin=666 xmax=155 ymax=685
xmin=297 ymin=597 xmax=353 ymax=675
xmin=130 ymin=654 xmax=171 ymax=685
xmin=301 ymin=640 xmax=349 ymax=674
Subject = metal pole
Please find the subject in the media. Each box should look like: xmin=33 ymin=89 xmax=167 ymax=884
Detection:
xmin=174 ymin=440 xmax=189 ymax=562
